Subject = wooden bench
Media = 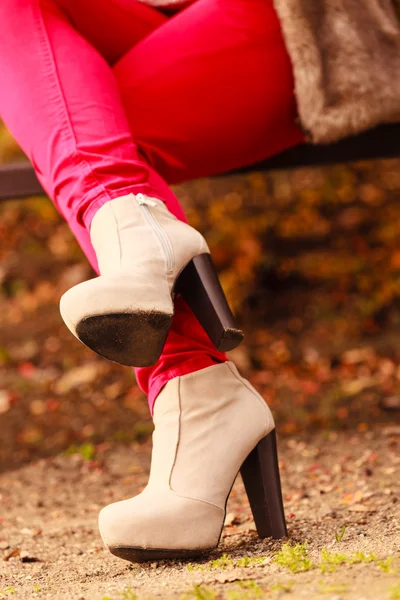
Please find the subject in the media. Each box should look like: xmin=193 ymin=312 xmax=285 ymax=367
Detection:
xmin=1 ymin=123 xmax=400 ymax=201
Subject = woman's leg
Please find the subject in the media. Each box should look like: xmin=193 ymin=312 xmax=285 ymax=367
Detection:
xmin=114 ymin=0 xmax=305 ymax=184
xmin=113 ymin=0 xmax=305 ymax=407
xmin=97 ymin=1 xmax=292 ymax=559
xmin=0 ymin=0 xmax=227 ymax=411
xmin=0 ymin=0 xmax=186 ymax=236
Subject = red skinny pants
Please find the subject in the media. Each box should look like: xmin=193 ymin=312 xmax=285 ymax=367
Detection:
xmin=0 ymin=0 xmax=304 ymax=411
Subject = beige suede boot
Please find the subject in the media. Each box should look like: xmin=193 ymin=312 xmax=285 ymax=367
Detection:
xmin=60 ymin=194 xmax=243 ymax=367
xmin=98 ymin=362 xmax=287 ymax=563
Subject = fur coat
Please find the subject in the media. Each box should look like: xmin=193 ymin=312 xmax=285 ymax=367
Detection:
xmin=138 ymin=0 xmax=400 ymax=144
xmin=273 ymin=0 xmax=400 ymax=143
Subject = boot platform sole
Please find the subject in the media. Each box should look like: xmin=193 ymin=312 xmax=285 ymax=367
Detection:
xmin=108 ymin=546 xmax=212 ymax=563
xmin=76 ymin=311 xmax=172 ymax=367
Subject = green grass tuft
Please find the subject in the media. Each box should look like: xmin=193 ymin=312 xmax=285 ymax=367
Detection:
xmin=320 ymin=548 xmax=376 ymax=572
xmin=181 ymin=585 xmax=218 ymax=600
xmin=274 ymin=542 xmax=315 ymax=573
xmin=334 ymin=524 xmax=348 ymax=543
xmin=0 ymin=589 xmax=16 ymax=599
xmin=318 ymin=581 xmax=348 ymax=594
xmin=390 ymin=583 xmax=400 ymax=600
xmin=320 ymin=548 xmax=347 ymax=573
xmin=270 ymin=581 xmax=295 ymax=594
xmin=377 ymin=557 xmax=395 ymax=573
xmin=209 ymin=554 xmax=234 ymax=569
xmin=226 ymin=581 xmax=264 ymax=599
xmin=101 ymin=587 xmax=137 ymax=600
xmin=64 ymin=442 xmax=95 ymax=461
xmin=119 ymin=588 xmax=138 ymax=600
xmin=236 ymin=556 xmax=267 ymax=568
xmin=348 ymin=551 xmax=376 ymax=564
xmin=187 ymin=553 xmax=267 ymax=572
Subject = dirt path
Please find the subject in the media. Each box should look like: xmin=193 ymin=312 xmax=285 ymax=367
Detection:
xmin=0 ymin=427 xmax=399 ymax=600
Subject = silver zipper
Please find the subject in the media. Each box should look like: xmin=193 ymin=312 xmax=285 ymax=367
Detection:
xmin=136 ymin=194 xmax=174 ymax=271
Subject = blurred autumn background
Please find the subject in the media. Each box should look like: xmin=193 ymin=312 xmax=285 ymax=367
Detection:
xmin=2 ymin=8 xmax=400 ymax=598
xmin=1 ymin=119 xmax=400 ymax=473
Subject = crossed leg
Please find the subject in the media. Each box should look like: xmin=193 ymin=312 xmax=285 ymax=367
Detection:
xmin=0 ymin=0 xmax=303 ymax=410
xmin=113 ymin=0 xmax=304 ymax=183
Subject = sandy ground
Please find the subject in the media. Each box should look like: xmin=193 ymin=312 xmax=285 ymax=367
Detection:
xmin=0 ymin=427 xmax=399 ymax=600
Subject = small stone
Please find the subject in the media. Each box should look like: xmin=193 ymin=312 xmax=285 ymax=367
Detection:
xmin=3 ymin=547 xmax=20 ymax=561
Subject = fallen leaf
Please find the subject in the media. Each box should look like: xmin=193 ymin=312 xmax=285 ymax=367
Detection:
xmin=54 ymin=363 xmax=104 ymax=394
xmin=3 ymin=548 xmax=20 ymax=561
xmin=0 ymin=390 xmax=11 ymax=414
xmin=348 ymin=504 xmax=377 ymax=513
xmin=341 ymin=490 xmax=363 ymax=505
xmin=342 ymin=377 xmax=378 ymax=396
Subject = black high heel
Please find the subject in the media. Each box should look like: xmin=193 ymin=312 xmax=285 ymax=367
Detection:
xmin=175 ymin=253 xmax=244 ymax=353
xmin=240 ymin=429 xmax=288 ymax=539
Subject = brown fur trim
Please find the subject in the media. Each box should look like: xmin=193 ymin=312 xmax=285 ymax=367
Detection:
xmin=273 ymin=0 xmax=400 ymax=143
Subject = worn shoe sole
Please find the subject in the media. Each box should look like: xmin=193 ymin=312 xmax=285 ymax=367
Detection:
xmin=76 ymin=311 xmax=172 ymax=367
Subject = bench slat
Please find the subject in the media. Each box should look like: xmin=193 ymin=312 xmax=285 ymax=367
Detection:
xmin=233 ymin=123 xmax=400 ymax=173
xmin=0 ymin=162 xmax=44 ymax=200
xmin=1 ymin=123 xmax=399 ymax=201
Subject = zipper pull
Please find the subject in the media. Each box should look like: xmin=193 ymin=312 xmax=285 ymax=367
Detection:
xmin=136 ymin=193 xmax=158 ymax=207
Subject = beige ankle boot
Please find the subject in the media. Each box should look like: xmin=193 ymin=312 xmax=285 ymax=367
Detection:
xmin=98 ymin=362 xmax=287 ymax=563
xmin=60 ymin=193 xmax=208 ymax=366
xmin=60 ymin=194 xmax=243 ymax=367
